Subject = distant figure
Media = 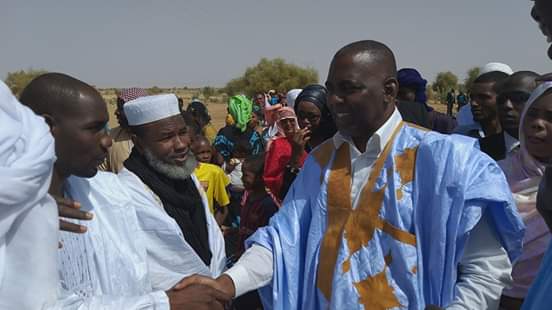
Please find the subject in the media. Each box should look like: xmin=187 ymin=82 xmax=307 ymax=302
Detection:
xmin=446 ymin=89 xmax=456 ymax=116
xmin=397 ymin=68 xmax=457 ymax=133
xmin=457 ymin=91 xmax=468 ymax=111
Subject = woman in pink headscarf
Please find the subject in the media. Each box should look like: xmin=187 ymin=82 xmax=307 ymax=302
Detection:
xmin=263 ymin=107 xmax=308 ymax=203
xmin=499 ymin=82 xmax=551 ymax=310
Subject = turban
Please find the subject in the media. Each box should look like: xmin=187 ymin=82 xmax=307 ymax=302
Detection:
xmin=228 ymin=95 xmax=253 ymax=132
xmin=397 ymin=68 xmax=428 ymax=105
xmin=117 ymin=88 xmax=149 ymax=103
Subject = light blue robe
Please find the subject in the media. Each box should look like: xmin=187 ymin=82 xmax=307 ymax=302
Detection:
xmin=521 ymin=240 xmax=552 ymax=310
xmin=247 ymin=123 xmax=525 ymax=309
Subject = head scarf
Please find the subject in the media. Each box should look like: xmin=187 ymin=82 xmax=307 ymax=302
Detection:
xmin=497 ymin=82 xmax=551 ymax=298
xmin=286 ymin=89 xmax=302 ymax=109
xmin=397 ymin=68 xmax=428 ymax=106
xmin=275 ymin=107 xmax=299 ymax=137
xmin=117 ymin=88 xmax=149 ymax=103
xmin=294 ymin=84 xmax=337 ymax=140
xmin=499 ymin=82 xmax=549 ymax=184
xmin=519 ymin=82 xmax=552 ymax=168
xmin=228 ymin=95 xmax=253 ymax=132
xmin=186 ymin=100 xmax=211 ymax=123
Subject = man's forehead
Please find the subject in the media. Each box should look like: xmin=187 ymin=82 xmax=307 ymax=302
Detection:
xmin=142 ymin=115 xmax=185 ymax=132
xmin=329 ymin=52 xmax=385 ymax=81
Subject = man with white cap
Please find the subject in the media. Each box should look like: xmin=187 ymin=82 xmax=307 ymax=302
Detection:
xmin=0 ymin=80 xmax=59 ymax=309
xmin=119 ymin=94 xmax=227 ymax=282
xmin=456 ymin=62 xmax=514 ymax=135
xmin=456 ymin=62 xmax=513 ymax=160
xmin=99 ymin=87 xmax=148 ymax=173
xmin=18 ymin=73 xmax=230 ymax=310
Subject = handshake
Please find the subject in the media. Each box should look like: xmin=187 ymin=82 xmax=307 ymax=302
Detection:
xmin=166 ymin=274 xmax=237 ymax=310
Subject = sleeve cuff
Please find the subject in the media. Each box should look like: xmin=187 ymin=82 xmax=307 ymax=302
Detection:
xmin=224 ymin=264 xmax=251 ymax=297
xmin=150 ymin=290 xmax=170 ymax=310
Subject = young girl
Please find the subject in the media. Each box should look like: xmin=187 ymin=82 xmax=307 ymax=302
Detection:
xmin=233 ymin=154 xmax=279 ymax=310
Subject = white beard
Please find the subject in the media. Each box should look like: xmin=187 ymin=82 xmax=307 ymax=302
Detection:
xmin=143 ymin=149 xmax=198 ymax=180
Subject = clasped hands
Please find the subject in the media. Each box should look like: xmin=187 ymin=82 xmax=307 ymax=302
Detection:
xmin=167 ymin=274 xmax=236 ymax=310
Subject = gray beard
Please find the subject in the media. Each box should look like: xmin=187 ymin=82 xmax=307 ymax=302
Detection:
xmin=143 ymin=149 xmax=198 ymax=180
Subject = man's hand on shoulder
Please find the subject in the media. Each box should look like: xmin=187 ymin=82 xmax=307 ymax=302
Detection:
xmin=54 ymin=195 xmax=93 ymax=234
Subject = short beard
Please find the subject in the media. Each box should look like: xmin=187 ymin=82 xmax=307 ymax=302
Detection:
xmin=143 ymin=149 xmax=198 ymax=180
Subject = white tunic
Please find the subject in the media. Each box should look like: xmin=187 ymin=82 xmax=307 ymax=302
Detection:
xmin=54 ymin=172 xmax=174 ymax=309
xmin=118 ymin=168 xmax=226 ymax=283
xmin=0 ymin=81 xmax=59 ymax=309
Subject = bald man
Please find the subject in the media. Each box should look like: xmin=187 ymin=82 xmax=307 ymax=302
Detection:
xmin=19 ymin=73 xmax=230 ymax=309
xmin=180 ymin=41 xmax=524 ymax=309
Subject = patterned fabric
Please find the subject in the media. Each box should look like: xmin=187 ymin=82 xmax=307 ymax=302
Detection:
xmin=213 ymin=125 xmax=264 ymax=161
xmin=117 ymin=88 xmax=149 ymax=103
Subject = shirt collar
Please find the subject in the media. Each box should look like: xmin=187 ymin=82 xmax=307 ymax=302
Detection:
xmin=333 ymin=107 xmax=403 ymax=155
xmin=504 ymin=131 xmax=520 ymax=153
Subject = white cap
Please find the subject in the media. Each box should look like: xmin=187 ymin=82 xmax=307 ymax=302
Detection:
xmin=124 ymin=94 xmax=181 ymax=126
xmin=480 ymin=62 xmax=514 ymax=76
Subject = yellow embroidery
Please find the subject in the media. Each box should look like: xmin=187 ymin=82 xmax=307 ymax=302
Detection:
xmin=317 ymin=122 xmax=419 ymax=307
xmin=353 ymin=253 xmax=401 ymax=309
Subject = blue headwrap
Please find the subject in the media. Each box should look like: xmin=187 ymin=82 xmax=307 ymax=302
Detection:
xmin=397 ymin=68 xmax=428 ymax=105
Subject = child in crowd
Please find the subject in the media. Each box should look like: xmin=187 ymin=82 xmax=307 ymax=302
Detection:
xmin=233 ymin=154 xmax=279 ymax=310
xmin=191 ymin=135 xmax=230 ymax=225
xmin=221 ymin=138 xmax=254 ymax=263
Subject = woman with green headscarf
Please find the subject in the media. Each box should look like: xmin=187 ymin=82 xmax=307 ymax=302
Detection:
xmin=214 ymin=95 xmax=264 ymax=161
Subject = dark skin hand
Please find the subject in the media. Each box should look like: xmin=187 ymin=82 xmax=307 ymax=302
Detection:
xmin=289 ymin=127 xmax=311 ymax=168
xmin=174 ymin=274 xmax=236 ymax=299
xmin=55 ymin=196 xmax=93 ymax=233
xmin=166 ymin=283 xmax=231 ymax=310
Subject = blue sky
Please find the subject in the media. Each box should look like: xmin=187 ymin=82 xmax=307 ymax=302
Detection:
xmin=1 ymin=0 xmax=548 ymax=87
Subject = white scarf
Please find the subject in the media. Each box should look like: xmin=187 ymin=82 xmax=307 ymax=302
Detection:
xmin=0 ymin=80 xmax=59 ymax=309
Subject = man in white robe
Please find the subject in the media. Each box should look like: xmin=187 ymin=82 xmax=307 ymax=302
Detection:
xmin=19 ymin=72 xmax=230 ymax=310
xmin=0 ymin=80 xmax=59 ymax=309
xmin=118 ymin=94 xmax=226 ymax=282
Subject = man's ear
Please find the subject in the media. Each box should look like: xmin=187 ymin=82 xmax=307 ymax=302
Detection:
xmin=42 ymin=114 xmax=58 ymax=135
xmin=383 ymin=77 xmax=399 ymax=103
xmin=131 ymin=133 xmax=144 ymax=153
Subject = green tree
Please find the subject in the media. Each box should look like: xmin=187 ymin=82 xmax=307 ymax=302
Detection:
xmin=432 ymin=71 xmax=459 ymax=102
xmin=4 ymin=69 xmax=48 ymax=96
xmin=224 ymin=58 xmax=318 ymax=97
xmin=464 ymin=67 xmax=481 ymax=93
xmin=202 ymin=86 xmax=217 ymax=98
xmin=148 ymin=86 xmax=163 ymax=94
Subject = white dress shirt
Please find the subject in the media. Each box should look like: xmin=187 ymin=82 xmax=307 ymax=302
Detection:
xmin=226 ymin=108 xmax=512 ymax=309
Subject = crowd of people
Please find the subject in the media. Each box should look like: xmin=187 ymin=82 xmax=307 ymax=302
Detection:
xmin=2 ymin=1 xmax=552 ymax=310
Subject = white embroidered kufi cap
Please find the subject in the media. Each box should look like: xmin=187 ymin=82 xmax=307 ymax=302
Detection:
xmin=480 ymin=62 xmax=514 ymax=76
xmin=124 ymin=93 xmax=181 ymax=126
